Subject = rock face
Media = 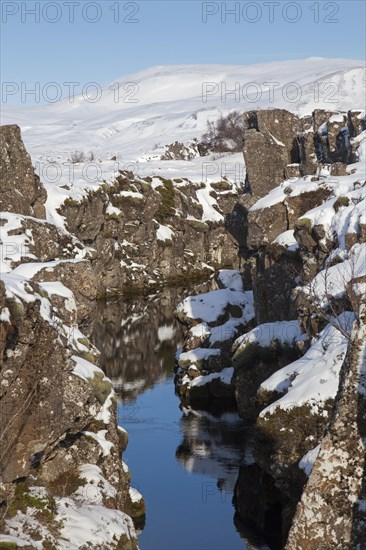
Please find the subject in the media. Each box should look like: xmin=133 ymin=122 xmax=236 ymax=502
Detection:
xmin=0 ymin=127 xmax=141 ymax=548
xmin=0 ymin=280 xmax=91 ymax=483
xmin=0 ymin=276 xmax=141 ymax=547
xmin=174 ymin=272 xmax=255 ymax=408
xmin=242 ymin=108 xmax=361 ymax=206
xmin=286 ymin=311 xmax=366 ymax=550
xmin=234 ymin=107 xmax=365 ymax=324
xmin=0 ymin=125 xmax=46 ymax=217
xmin=60 ymin=174 xmax=241 ymax=296
xmin=176 ymin=107 xmax=366 ymax=548
xmin=243 ymin=109 xmax=302 ymax=198
xmin=160 ymin=139 xmax=200 ymax=160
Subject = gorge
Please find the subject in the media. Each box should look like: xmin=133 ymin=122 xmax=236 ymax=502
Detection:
xmin=1 ymin=60 xmax=365 ymax=550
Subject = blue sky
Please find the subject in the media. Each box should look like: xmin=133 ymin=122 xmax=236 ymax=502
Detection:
xmin=1 ymin=1 xmax=365 ymax=104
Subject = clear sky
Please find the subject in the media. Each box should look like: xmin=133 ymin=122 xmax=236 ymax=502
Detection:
xmin=1 ymin=0 xmax=365 ymax=105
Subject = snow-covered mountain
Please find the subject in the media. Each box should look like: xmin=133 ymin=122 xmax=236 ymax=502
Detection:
xmin=2 ymin=58 xmax=365 ymax=161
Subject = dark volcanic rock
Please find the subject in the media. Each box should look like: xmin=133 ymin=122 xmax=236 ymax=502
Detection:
xmin=0 ymin=125 xmax=46 ymax=217
xmin=243 ymin=109 xmax=301 ymax=199
xmin=0 ymin=280 xmax=95 ymax=482
xmin=286 ymin=315 xmax=366 ymax=549
xmin=59 ymin=173 xmax=240 ymax=295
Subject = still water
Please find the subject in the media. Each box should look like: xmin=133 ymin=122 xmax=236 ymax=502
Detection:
xmin=92 ymin=284 xmax=265 ymax=550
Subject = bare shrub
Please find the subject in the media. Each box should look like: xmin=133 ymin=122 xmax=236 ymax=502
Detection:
xmin=70 ymin=151 xmax=86 ymax=164
xmin=200 ymin=110 xmax=244 ymax=154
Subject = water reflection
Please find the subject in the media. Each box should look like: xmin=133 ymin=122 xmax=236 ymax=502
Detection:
xmin=91 ymin=281 xmax=215 ymax=401
xmin=176 ymin=407 xmax=248 ymax=492
xmin=91 ymin=282 xmax=270 ymax=549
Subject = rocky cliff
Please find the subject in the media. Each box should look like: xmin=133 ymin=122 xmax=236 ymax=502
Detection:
xmin=39 ymin=162 xmax=245 ymax=298
xmin=0 ymin=126 xmax=143 ymax=548
xmin=0 ymin=125 xmax=47 ymax=218
xmin=175 ymin=107 xmax=366 ymax=548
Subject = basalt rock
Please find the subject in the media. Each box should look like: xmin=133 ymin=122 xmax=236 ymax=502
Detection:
xmin=161 ymin=139 xmax=200 ymax=161
xmin=59 ymin=173 xmax=240 ymax=296
xmin=243 ymin=109 xmax=301 ymax=199
xmin=241 ymin=108 xmax=363 ymax=208
xmin=253 ymin=255 xmax=302 ymax=324
xmin=0 ymin=125 xmax=46 ymax=218
xmin=286 ymin=313 xmax=366 ymax=549
xmin=0 ymin=278 xmax=139 ymax=547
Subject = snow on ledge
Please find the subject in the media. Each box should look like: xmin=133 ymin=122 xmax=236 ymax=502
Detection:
xmin=299 ymin=444 xmax=321 ymax=476
xmin=259 ymin=313 xmax=355 ymax=417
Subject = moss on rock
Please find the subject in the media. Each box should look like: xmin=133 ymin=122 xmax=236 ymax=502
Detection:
xmin=333 ymin=195 xmax=350 ymax=212
xmin=295 ymin=217 xmax=312 ymax=232
xmin=7 ymin=481 xmax=56 ymax=523
xmin=87 ymin=371 xmax=113 ymax=405
xmin=156 ymin=179 xmax=175 ymax=222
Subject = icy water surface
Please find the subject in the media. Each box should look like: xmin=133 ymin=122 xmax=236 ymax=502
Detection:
xmin=92 ymin=284 xmax=266 ymax=550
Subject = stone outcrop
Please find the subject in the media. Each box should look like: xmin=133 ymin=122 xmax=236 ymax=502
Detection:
xmin=160 ymin=139 xmax=200 ymax=161
xmin=242 ymin=108 xmax=363 ymax=206
xmin=286 ymin=310 xmax=366 ymax=549
xmin=0 ymin=127 xmax=141 ymax=548
xmin=243 ymin=109 xmax=302 ymax=199
xmin=60 ymin=174 xmax=241 ymax=296
xmin=176 ymin=107 xmax=366 ymax=548
xmin=0 ymin=125 xmax=46 ymax=218
xmin=0 ymin=275 xmax=141 ymax=547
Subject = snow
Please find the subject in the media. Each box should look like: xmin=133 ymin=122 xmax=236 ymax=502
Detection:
xmin=304 ymin=243 xmax=366 ymax=307
xmin=299 ymin=444 xmax=321 ymax=476
xmin=39 ymin=281 xmax=76 ymax=312
xmin=177 ymin=289 xmax=254 ymax=325
xmin=178 ymin=347 xmax=221 ymax=367
xmin=268 ymin=131 xmax=285 ymax=146
xmin=11 ymin=258 xmax=86 ymax=279
xmin=96 ymin=390 xmax=114 ymax=425
xmin=196 ymin=185 xmax=224 ymax=223
xmin=2 ymin=59 xmax=364 ymax=166
xmin=76 ymin=464 xmax=116 ymax=502
xmin=189 ymin=322 xmax=211 ymax=340
xmin=129 ymin=486 xmax=144 ymax=504
xmin=0 ymin=307 xmax=11 ymax=323
xmin=82 ymin=430 xmax=114 ymax=457
xmin=189 ymin=367 xmax=234 ymax=388
xmin=0 ymin=212 xmax=37 ymax=273
xmin=71 ymin=355 xmax=107 ymax=382
xmin=121 ymin=460 xmax=129 ymax=474
xmin=233 ymin=320 xmax=306 ymax=354
xmin=119 ymin=190 xmax=143 ymax=199
xmin=217 ymin=269 xmax=243 ymax=291
xmin=259 ymin=313 xmax=355 ymax=416
xmin=156 ymin=223 xmax=174 ymax=241
xmin=208 ymin=314 xmax=251 ymax=345
xmin=0 ymin=535 xmax=29 ymax=547
xmin=273 ymin=230 xmax=299 ymax=252
xmin=57 ymin=498 xmax=137 ymax=549
xmin=329 ymin=113 xmax=346 ymax=123
xmin=106 ymin=203 xmax=122 ymax=217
